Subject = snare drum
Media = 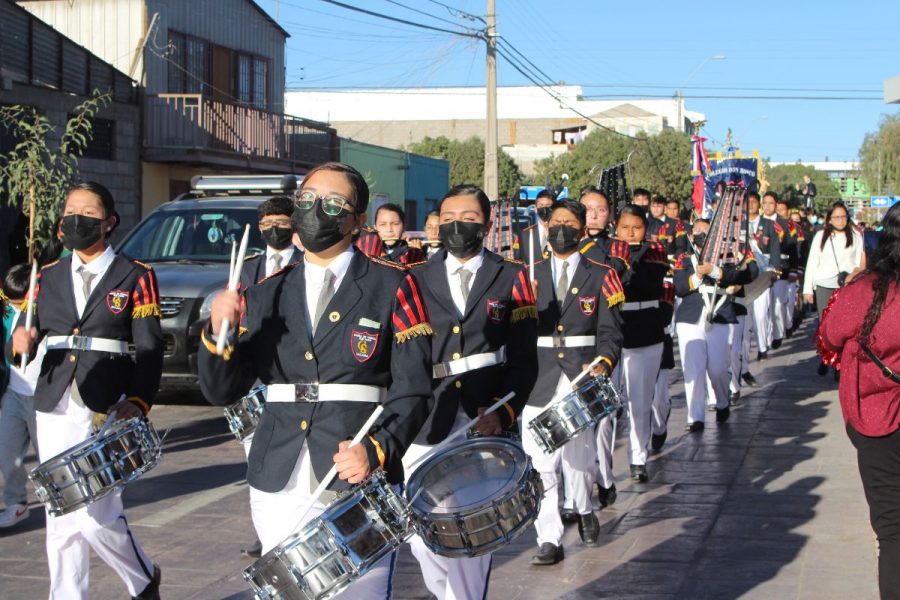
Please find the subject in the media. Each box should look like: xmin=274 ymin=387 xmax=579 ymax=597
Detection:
xmin=224 ymin=386 xmax=266 ymax=442
xmin=527 ymin=376 xmax=622 ymax=454
xmin=29 ymin=417 xmax=162 ymax=516
xmin=244 ymin=469 xmax=411 ymax=600
xmin=405 ymin=438 xmax=542 ymax=558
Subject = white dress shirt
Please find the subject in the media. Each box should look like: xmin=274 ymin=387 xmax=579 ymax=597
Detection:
xmin=265 ymin=246 xmax=296 ymax=278
xmin=304 ymin=246 xmax=354 ymax=331
xmin=445 ymin=248 xmax=486 ymax=315
xmin=70 ymin=245 xmax=116 ymax=317
xmin=551 ymin=251 xmax=581 ymax=301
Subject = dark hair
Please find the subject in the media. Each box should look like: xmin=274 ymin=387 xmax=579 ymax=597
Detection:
xmin=665 ymin=198 xmax=680 ymax=208
xmin=550 ymin=199 xmax=586 ymax=227
xmin=858 ymin=203 xmax=900 ymax=345
xmin=535 ymin=189 xmax=555 ymax=201
xmin=579 ymin=186 xmax=609 ymax=205
xmin=651 ymin=195 xmax=666 ymax=206
xmin=66 ymin=181 xmax=119 ymax=234
xmin=763 ymin=191 xmax=778 ymax=202
xmin=438 ymin=184 xmax=491 ymax=223
xmin=632 ymin=188 xmax=651 ymax=201
xmin=257 ymin=195 xmax=294 ymax=219
xmin=375 ymin=203 xmax=405 ymax=223
xmin=820 ymin=201 xmax=854 ymax=250
xmin=776 ymin=198 xmax=790 ymax=208
xmin=618 ymin=203 xmax=648 ymax=227
xmin=3 ymin=263 xmax=31 ymax=300
xmin=302 ymin=161 xmax=370 ymax=213
xmin=748 ymin=192 xmax=761 ymax=203
xmin=693 ymin=218 xmax=710 ymax=227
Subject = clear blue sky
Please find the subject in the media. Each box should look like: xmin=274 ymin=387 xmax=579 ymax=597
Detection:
xmin=259 ymin=0 xmax=899 ymax=163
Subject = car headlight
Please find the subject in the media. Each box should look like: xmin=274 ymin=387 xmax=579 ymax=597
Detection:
xmin=198 ymin=291 xmax=222 ymax=322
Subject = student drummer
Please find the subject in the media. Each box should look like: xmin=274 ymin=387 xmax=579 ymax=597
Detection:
xmin=9 ymin=181 xmax=164 ymax=600
xmin=200 ymin=161 xmax=434 ymax=598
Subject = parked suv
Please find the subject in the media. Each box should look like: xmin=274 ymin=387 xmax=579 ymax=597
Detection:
xmin=116 ymin=174 xmax=301 ymax=389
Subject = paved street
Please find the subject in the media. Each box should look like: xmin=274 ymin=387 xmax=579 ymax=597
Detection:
xmin=0 ymin=320 xmax=880 ymax=599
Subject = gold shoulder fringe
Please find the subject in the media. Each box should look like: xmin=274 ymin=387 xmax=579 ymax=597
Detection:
xmin=606 ymin=291 xmax=625 ymax=308
xmin=394 ymin=322 xmax=434 ymax=343
xmin=510 ymin=305 xmax=537 ymax=323
xmin=132 ymin=304 xmax=161 ymax=319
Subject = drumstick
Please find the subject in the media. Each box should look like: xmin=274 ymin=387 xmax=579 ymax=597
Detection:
xmin=407 ymin=391 xmax=515 ymax=472
xmin=96 ymin=397 xmax=124 ymax=438
xmin=229 ymin=240 xmax=237 ymax=283
xmin=529 ymin=227 xmax=536 ymax=282
xmin=19 ymin=261 xmax=38 ymax=371
xmin=216 ymin=225 xmax=250 ymax=356
xmin=292 ymin=405 xmax=385 ymax=532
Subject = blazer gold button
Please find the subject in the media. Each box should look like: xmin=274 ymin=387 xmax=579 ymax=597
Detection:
xmin=558 ymin=352 xmax=565 ymax=359
xmin=68 ymin=354 xmax=76 ymax=363
xmin=452 ymin=325 xmax=460 ymax=334
xmin=455 ymin=380 xmax=462 ymax=389
xmin=300 ymin=420 xmax=308 ymax=431
xmin=557 ymin=325 xmax=564 ymax=332
xmin=452 ymin=352 xmax=461 ymax=360
xmin=329 ymin=311 xmax=340 ymax=322
xmin=571 ymin=287 xmax=578 ymax=294
xmin=304 ymin=351 xmax=314 ymax=360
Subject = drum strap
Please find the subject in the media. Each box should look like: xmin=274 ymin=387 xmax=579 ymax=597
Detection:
xmin=536 ymin=335 xmax=596 ymax=348
xmin=44 ymin=335 xmax=129 ymax=354
xmin=432 ymin=346 xmax=507 ymax=379
xmin=621 ymin=300 xmax=660 ymax=312
xmin=266 ymin=383 xmax=387 ymax=404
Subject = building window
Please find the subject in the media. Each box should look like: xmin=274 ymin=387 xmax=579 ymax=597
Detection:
xmin=70 ymin=116 xmax=114 ymax=160
xmin=234 ymin=53 xmax=269 ymax=109
xmin=168 ymin=31 xmax=210 ymax=94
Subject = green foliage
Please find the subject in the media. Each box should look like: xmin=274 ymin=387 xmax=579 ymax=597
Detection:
xmin=764 ymin=162 xmax=838 ymax=213
xmin=406 ymin=136 xmax=524 ymax=198
xmin=0 ymin=90 xmax=111 ymax=256
xmin=532 ymin=128 xmax=693 ymax=202
xmin=859 ymin=112 xmax=900 ymax=197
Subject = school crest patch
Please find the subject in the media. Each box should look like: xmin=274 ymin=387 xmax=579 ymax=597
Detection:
xmin=579 ymin=296 xmax=597 ymax=316
xmin=107 ymin=290 xmax=130 ymax=315
xmin=486 ymin=299 xmax=508 ymax=324
xmin=351 ymin=330 xmax=379 ymax=363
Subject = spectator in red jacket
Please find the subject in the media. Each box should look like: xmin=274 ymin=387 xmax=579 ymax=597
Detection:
xmin=820 ymin=202 xmax=900 ymax=599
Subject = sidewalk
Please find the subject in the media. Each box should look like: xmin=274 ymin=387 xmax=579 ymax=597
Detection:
xmin=0 ymin=320 xmax=879 ymax=599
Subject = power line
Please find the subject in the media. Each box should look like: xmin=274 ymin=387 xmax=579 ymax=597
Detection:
xmin=423 ymin=0 xmax=486 ymax=23
xmin=380 ymin=0 xmax=478 ymax=30
xmin=313 ymin=0 xmax=483 ymax=38
xmin=496 ymin=37 xmax=556 ymax=87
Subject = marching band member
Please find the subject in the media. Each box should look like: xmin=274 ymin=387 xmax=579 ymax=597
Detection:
xmin=673 ymin=219 xmax=759 ymax=431
xmin=776 ymin=198 xmax=803 ymax=337
xmin=200 ymin=162 xmax=434 ymax=598
xmin=748 ymin=192 xmax=782 ymax=360
xmin=9 ymin=182 xmax=163 ymax=600
xmin=650 ymin=282 xmax=676 ymax=452
xmin=648 ymin=195 xmax=687 ymax=257
xmin=516 ymin=189 xmax=555 ymax=264
xmin=522 ymin=200 xmax=624 ymax=566
xmin=577 ymin=187 xmax=630 ymax=279
xmin=421 ymin=210 xmax=443 ymax=259
xmin=373 ymin=203 xmax=426 ymax=265
xmin=763 ymin=192 xmax=796 ymax=349
xmin=603 ymin=205 xmax=670 ymax=483
xmin=405 ymin=184 xmax=538 ymax=599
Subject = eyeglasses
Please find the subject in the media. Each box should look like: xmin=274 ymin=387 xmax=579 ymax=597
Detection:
xmin=295 ymin=190 xmax=355 ymax=216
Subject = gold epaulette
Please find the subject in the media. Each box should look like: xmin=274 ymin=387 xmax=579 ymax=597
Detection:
xmin=40 ymin=259 xmax=60 ymax=271
xmin=407 ymin=260 xmax=427 ymax=268
xmin=368 ymin=255 xmax=409 ymax=270
xmin=258 ymin=261 xmax=299 ymax=283
xmin=131 ymin=259 xmax=154 ymax=270
xmin=584 ymin=257 xmax=614 ymax=270
xmin=503 ymin=257 xmax=525 ymax=265
xmin=579 ymin=241 xmax=596 ymax=254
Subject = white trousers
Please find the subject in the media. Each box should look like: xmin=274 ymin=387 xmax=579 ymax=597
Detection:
xmin=676 ymin=321 xmax=732 ymax=424
xmin=729 ymin=315 xmax=748 ymax=394
xmin=786 ymin=280 xmax=799 ymax=323
xmin=752 ymin=288 xmax=773 ymax=353
xmin=608 ymin=344 xmax=663 ymax=466
xmin=522 ymin=373 xmax=596 ymax=547
xmin=651 ymin=368 xmax=671 ymax=436
xmin=772 ymin=279 xmax=792 ymax=339
xmin=35 ymin=394 xmax=153 ymax=600
xmin=402 ymin=409 xmax=491 ymax=600
xmin=250 ymin=442 xmax=395 ymax=599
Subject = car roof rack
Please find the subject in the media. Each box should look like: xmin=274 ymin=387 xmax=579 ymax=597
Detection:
xmin=189 ymin=174 xmax=303 ymax=196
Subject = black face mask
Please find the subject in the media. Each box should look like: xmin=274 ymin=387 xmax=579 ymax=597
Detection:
xmin=438 ymin=221 xmax=484 ymax=259
xmin=261 ymin=225 xmax=293 ymax=251
xmin=692 ymin=233 xmax=708 ymax=251
xmin=548 ymin=225 xmax=581 ymax=254
xmin=61 ymin=215 xmax=104 ymax=251
xmin=536 ymin=206 xmax=553 ymax=222
xmin=291 ymin=199 xmax=351 ymax=253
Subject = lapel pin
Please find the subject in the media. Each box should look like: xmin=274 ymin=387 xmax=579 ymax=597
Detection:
xmin=329 ymin=311 xmax=340 ymax=322
xmin=571 ymin=287 xmax=579 ymax=294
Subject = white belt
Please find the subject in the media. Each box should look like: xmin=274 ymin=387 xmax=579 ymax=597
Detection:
xmin=266 ymin=383 xmax=387 ymax=403
xmin=780 ymin=254 xmax=790 ymax=260
xmin=537 ymin=335 xmax=596 ymax=348
xmin=622 ymin=300 xmax=659 ymax=311
xmin=44 ymin=335 xmax=129 ymax=354
xmin=432 ymin=347 xmax=506 ymax=379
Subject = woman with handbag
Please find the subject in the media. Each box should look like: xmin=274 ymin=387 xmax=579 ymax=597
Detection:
xmin=803 ymin=201 xmax=866 ymax=375
xmin=818 ymin=202 xmax=900 ymax=600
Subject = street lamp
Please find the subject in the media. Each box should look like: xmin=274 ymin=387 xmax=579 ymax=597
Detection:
xmin=676 ymin=55 xmax=726 ymax=132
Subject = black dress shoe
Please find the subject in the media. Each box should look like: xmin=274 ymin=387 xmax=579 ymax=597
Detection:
xmin=716 ymin=407 xmax=730 ymax=423
xmin=560 ymin=508 xmax=579 ymax=524
xmin=578 ymin=512 xmax=601 ymax=546
xmin=630 ymin=464 xmax=649 ymax=483
xmin=785 ymin=328 xmax=793 ymax=339
xmin=834 ymin=369 xmax=841 ymax=383
xmin=651 ymin=431 xmax=667 ymax=452
xmin=817 ymin=363 xmax=829 ymax=376
xmin=686 ymin=421 xmax=705 ymax=433
xmin=772 ymin=338 xmax=783 ymax=349
xmin=758 ymin=350 xmax=768 ymax=361
xmin=596 ymin=483 xmax=617 ymax=508
xmin=531 ymin=542 xmax=564 ymax=565
xmin=241 ymin=538 xmax=263 ymax=558
xmin=741 ymin=372 xmax=757 ymax=386
xmin=729 ymin=392 xmax=740 ymax=407
xmin=132 ymin=565 xmax=161 ymax=600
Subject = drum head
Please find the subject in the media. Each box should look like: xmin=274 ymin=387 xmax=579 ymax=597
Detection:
xmin=406 ymin=439 xmax=527 ymax=517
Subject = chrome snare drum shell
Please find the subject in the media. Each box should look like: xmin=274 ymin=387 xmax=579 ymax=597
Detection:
xmin=405 ymin=438 xmax=543 ymax=558
xmin=224 ymin=386 xmax=266 ymax=442
xmin=527 ymin=376 xmax=622 ymax=454
xmin=243 ymin=469 xmax=411 ymax=600
xmin=29 ymin=417 xmax=162 ymax=516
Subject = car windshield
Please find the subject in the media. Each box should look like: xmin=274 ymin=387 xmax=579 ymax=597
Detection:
xmin=119 ymin=207 xmax=266 ymax=262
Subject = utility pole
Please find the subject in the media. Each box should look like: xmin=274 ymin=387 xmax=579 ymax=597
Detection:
xmin=484 ymin=0 xmax=498 ymax=200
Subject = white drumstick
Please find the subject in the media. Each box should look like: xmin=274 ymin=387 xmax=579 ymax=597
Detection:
xmin=529 ymin=227 xmax=536 ymax=282
xmin=229 ymin=240 xmax=237 ymax=282
xmin=19 ymin=261 xmax=38 ymax=371
xmin=217 ymin=225 xmax=250 ymax=355
xmin=292 ymin=405 xmax=385 ymax=533
xmin=407 ymin=391 xmax=515 ymax=472
xmin=96 ymin=396 xmax=125 ymax=437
